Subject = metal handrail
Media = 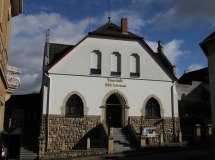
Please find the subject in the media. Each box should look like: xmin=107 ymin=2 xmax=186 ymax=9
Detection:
xmin=101 ymin=122 xmax=109 ymax=137
xmin=127 ymin=123 xmax=139 ymax=143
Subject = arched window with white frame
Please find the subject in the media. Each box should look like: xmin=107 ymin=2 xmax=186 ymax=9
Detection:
xmin=130 ymin=54 xmax=140 ymax=77
xmin=90 ymin=50 xmax=101 ymax=74
xmin=111 ymin=52 xmax=121 ymax=76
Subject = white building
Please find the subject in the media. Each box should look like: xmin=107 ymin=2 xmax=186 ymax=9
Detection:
xmin=39 ymin=18 xmax=180 ymax=158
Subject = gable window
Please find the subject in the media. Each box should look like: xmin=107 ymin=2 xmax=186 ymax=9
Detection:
xmin=66 ymin=94 xmax=83 ymax=116
xmin=145 ymin=98 xmax=160 ymax=119
xmin=90 ymin=50 xmax=101 ymax=74
xmin=111 ymin=52 xmax=121 ymax=76
xmin=130 ymin=54 xmax=140 ymax=77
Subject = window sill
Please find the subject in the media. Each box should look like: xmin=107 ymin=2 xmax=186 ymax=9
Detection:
xmin=90 ymin=68 xmax=101 ymax=75
xmin=111 ymin=72 xmax=121 ymax=76
xmin=130 ymin=73 xmax=140 ymax=77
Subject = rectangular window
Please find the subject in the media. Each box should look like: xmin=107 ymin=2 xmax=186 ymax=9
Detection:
xmin=111 ymin=52 xmax=121 ymax=76
xmin=90 ymin=50 xmax=101 ymax=75
xmin=130 ymin=54 xmax=140 ymax=77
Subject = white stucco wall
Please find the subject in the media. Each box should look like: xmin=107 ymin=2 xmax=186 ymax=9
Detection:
xmin=43 ymin=36 xmax=178 ymax=118
xmin=47 ymin=74 xmax=177 ymax=117
xmin=49 ymin=37 xmax=172 ymax=81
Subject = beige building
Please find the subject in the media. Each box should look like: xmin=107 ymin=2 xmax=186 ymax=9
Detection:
xmin=0 ymin=0 xmax=23 ymax=146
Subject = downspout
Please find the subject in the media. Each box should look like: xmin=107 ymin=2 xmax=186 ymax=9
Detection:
xmin=42 ymin=29 xmax=50 ymax=152
xmin=171 ymin=81 xmax=178 ymax=141
xmin=45 ymin=73 xmax=50 ymax=152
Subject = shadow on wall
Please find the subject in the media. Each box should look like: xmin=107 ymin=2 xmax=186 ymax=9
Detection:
xmin=73 ymin=124 xmax=107 ymax=149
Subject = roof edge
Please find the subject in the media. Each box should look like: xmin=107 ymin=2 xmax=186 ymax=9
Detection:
xmin=47 ymin=36 xmax=89 ymax=71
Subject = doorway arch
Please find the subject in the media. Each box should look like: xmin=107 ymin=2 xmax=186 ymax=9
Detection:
xmin=106 ymin=94 xmax=122 ymax=127
xmin=101 ymin=90 xmax=129 ymax=127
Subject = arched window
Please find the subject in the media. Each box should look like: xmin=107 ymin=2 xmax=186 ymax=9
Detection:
xmin=130 ymin=54 xmax=140 ymax=77
xmin=66 ymin=94 xmax=83 ymax=116
xmin=111 ymin=52 xmax=121 ymax=76
xmin=90 ymin=50 xmax=101 ymax=74
xmin=145 ymin=98 xmax=160 ymax=119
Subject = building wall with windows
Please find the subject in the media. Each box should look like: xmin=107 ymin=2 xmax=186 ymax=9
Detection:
xmin=47 ymin=37 xmax=176 ymax=117
xmin=40 ymin=18 xmax=180 ymax=158
xmin=0 ymin=0 xmax=23 ymax=149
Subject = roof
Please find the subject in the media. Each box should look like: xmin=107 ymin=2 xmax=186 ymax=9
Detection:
xmin=155 ymin=52 xmax=174 ymax=74
xmin=200 ymin=31 xmax=215 ymax=55
xmin=178 ymin=68 xmax=209 ymax=84
xmin=89 ymin=22 xmax=143 ymax=40
xmin=48 ymin=43 xmax=74 ymax=65
xmin=46 ymin=20 xmax=177 ymax=81
xmin=201 ymin=31 xmax=215 ymax=44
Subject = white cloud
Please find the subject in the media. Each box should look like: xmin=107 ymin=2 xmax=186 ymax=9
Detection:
xmin=10 ymin=13 xmax=93 ymax=94
xmin=187 ymin=63 xmax=204 ymax=72
xmin=146 ymin=39 xmax=187 ymax=64
xmin=150 ymin=0 xmax=215 ymax=30
xmin=164 ymin=39 xmax=186 ymax=64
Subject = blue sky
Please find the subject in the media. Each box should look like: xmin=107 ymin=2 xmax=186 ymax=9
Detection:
xmin=9 ymin=0 xmax=214 ymax=94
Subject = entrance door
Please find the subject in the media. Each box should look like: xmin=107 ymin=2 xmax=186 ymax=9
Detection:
xmin=106 ymin=94 xmax=122 ymax=127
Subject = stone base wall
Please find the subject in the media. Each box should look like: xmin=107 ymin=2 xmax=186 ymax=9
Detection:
xmin=41 ymin=149 xmax=107 ymax=159
xmin=39 ymin=115 xmax=104 ymax=159
xmin=130 ymin=116 xmax=181 ymax=142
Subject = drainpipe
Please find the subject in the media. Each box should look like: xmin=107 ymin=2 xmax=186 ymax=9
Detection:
xmin=42 ymin=29 xmax=50 ymax=152
xmin=171 ymin=81 xmax=178 ymax=140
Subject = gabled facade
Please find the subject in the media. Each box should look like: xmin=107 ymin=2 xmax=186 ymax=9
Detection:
xmin=39 ymin=18 xmax=180 ymax=158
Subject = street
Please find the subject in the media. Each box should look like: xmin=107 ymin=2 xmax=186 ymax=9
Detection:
xmin=72 ymin=146 xmax=212 ymax=160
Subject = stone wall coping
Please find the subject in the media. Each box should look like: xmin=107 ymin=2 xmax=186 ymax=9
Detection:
xmin=42 ymin=114 xmax=100 ymax=118
xmin=129 ymin=116 xmax=176 ymax=120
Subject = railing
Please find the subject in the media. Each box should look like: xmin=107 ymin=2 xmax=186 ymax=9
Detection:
xmin=101 ymin=122 xmax=109 ymax=137
xmin=127 ymin=124 xmax=139 ymax=145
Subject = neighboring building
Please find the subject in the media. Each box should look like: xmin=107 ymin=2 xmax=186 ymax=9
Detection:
xmin=176 ymin=68 xmax=211 ymax=141
xmin=40 ymin=18 xmax=180 ymax=158
xmin=4 ymin=93 xmax=41 ymax=159
xmin=0 ymin=0 xmax=23 ymax=149
xmin=200 ymin=31 xmax=215 ymax=160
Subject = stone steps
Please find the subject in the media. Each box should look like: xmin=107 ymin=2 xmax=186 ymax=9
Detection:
xmin=113 ymin=128 xmax=133 ymax=153
xmin=20 ymin=147 xmax=38 ymax=160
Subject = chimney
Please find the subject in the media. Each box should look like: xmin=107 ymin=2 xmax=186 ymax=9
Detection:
xmin=121 ymin=18 xmax=128 ymax=33
xmin=157 ymin=41 xmax=164 ymax=54
xmin=172 ymin=66 xmax=176 ymax=75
